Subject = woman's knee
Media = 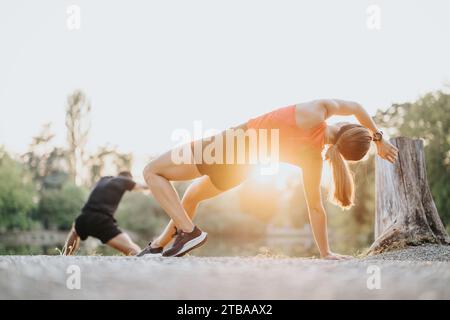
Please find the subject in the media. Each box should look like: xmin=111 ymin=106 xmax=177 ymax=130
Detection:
xmin=143 ymin=160 xmax=160 ymax=185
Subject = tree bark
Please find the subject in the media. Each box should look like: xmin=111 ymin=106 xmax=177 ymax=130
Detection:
xmin=368 ymin=137 xmax=450 ymax=254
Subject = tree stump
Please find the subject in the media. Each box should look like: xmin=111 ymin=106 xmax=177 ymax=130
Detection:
xmin=368 ymin=137 xmax=450 ymax=254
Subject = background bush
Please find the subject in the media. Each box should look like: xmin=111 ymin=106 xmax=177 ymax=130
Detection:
xmin=36 ymin=184 xmax=86 ymax=230
xmin=0 ymin=149 xmax=36 ymax=231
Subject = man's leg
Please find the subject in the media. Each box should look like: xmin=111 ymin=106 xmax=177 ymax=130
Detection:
xmin=151 ymin=175 xmax=223 ymax=249
xmin=63 ymin=224 xmax=81 ymax=255
xmin=106 ymin=232 xmax=141 ymax=256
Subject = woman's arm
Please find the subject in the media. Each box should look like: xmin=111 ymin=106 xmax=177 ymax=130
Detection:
xmin=320 ymin=99 xmax=398 ymax=163
xmin=321 ymin=99 xmax=378 ymax=133
xmin=301 ymin=155 xmax=352 ymax=260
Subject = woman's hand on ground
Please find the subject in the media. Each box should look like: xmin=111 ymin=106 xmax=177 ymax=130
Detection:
xmin=321 ymin=252 xmax=354 ymax=260
xmin=376 ymin=140 xmax=399 ymax=163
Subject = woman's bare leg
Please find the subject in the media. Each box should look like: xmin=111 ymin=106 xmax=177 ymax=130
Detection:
xmin=151 ymin=175 xmax=223 ymax=248
xmin=143 ymin=146 xmax=202 ymax=232
xmin=106 ymin=232 xmax=141 ymax=256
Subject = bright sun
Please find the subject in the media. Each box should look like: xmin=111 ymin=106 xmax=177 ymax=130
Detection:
xmin=250 ymin=161 xmax=331 ymax=190
xmin=250 ymin=163 xmax=300 ymax=190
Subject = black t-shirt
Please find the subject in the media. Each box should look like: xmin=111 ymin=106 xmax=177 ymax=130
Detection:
xmin=82 ymin=176 xmax=136 ymax=216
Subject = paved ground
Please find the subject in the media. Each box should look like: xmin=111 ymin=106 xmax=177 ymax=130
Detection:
xmin=1 ymin=245 xmax=450 ymax=299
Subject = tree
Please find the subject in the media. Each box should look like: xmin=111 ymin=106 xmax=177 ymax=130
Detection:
xmin=22 ymin=124 xmax=69 ymax=191
xmin=0 ymin=148 xmax=36 ymax=231
xmin=65 ymin=90 xmax=91 ymax=186
xmin=369 ymin=137 xmax=450 ymax=253
xmin=86 ymin=145 xmax=133 ymax=185
xmin=86 ymin=146 xmax=113 ymax=185
xmin=374 ymin=90 xmax=450 ymax=225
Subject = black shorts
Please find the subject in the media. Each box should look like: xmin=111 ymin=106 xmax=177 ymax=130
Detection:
xmin=74 ymin=211 xmax=122 ymax=244
xmin=192 ymin=123 xmax=254 ymax=191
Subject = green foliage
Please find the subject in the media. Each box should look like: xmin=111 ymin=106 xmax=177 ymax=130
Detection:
xmin=375 ymin=90 xmax=450 ymax=225
xmin=21 ymin=124 xmax=69 ymax=191
xmin=115 ymin=191 xmax=168 ymax=237
xmin=0 ymin=148 xmax=36 ymax=231
xmin=36 ymin=184 xmax=87 ymax=230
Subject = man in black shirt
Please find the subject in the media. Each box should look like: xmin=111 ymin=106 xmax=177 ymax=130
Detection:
xmin=63 ymin=171 xmax=147 ymax=256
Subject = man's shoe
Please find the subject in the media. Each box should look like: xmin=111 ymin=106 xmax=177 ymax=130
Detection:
xmin=136 ymin=242 xmax=163 ymax=257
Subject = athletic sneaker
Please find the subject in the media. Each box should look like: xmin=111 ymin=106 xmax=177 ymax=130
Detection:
xmin=162 ymin=226 xmax=207 ymax=257
xmin=136 ymin=242 xmax=163 ymax=257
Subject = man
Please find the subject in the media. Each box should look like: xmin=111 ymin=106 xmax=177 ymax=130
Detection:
xmin=63 ymin=171 xmax=147 ymax=256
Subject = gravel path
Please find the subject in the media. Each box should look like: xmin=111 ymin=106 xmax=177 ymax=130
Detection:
xmin=1 ymin=244 xmax=449 ymax=299
xmin=364 ymin=244 xmax=450 ymax=262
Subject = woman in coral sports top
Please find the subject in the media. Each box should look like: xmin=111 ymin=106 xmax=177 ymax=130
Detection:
xmin=138 ymin=99 xmax=399 ymax=259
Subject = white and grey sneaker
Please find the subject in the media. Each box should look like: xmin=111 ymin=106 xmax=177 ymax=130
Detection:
xmin=136 ymin=242 xmax=163 ymax=257
xmin=162 ymin=226 xmax=207 ymax=257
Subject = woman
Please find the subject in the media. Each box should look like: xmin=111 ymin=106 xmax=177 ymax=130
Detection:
xmin=138 ymin=99 xmax=398 ymax=259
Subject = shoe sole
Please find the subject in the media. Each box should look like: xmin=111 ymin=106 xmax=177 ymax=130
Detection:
xmin=164 ymin=232 xmax=208 ymax=257
xmin=142 ymin=253 xmax=162 ymax=257
xmin=176 ymin=232 xmax=208 ymax=257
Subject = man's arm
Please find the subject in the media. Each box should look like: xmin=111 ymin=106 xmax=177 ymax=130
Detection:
xmin=132 ymin=183 xmax=149 ymax=191
xmin=63 ymin=224 xmax=80 ymax=255
xmin=320 ymin=99 xmax=399 ymax=163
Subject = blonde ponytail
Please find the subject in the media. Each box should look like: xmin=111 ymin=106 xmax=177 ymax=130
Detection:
xmin=325 ymin=144 xmax=355 ymax=209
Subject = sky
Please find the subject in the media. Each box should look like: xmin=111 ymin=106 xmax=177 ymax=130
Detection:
xmin=1 ymin=0 xmax=449 ymax=174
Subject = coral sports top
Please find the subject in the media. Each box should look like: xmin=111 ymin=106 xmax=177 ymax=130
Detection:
xmin=246 ymin=105 xmax=326 ymax=165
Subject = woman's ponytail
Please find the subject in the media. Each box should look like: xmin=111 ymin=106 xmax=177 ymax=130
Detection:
xmin=325 ymin=144 xmax=355 ymax=209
